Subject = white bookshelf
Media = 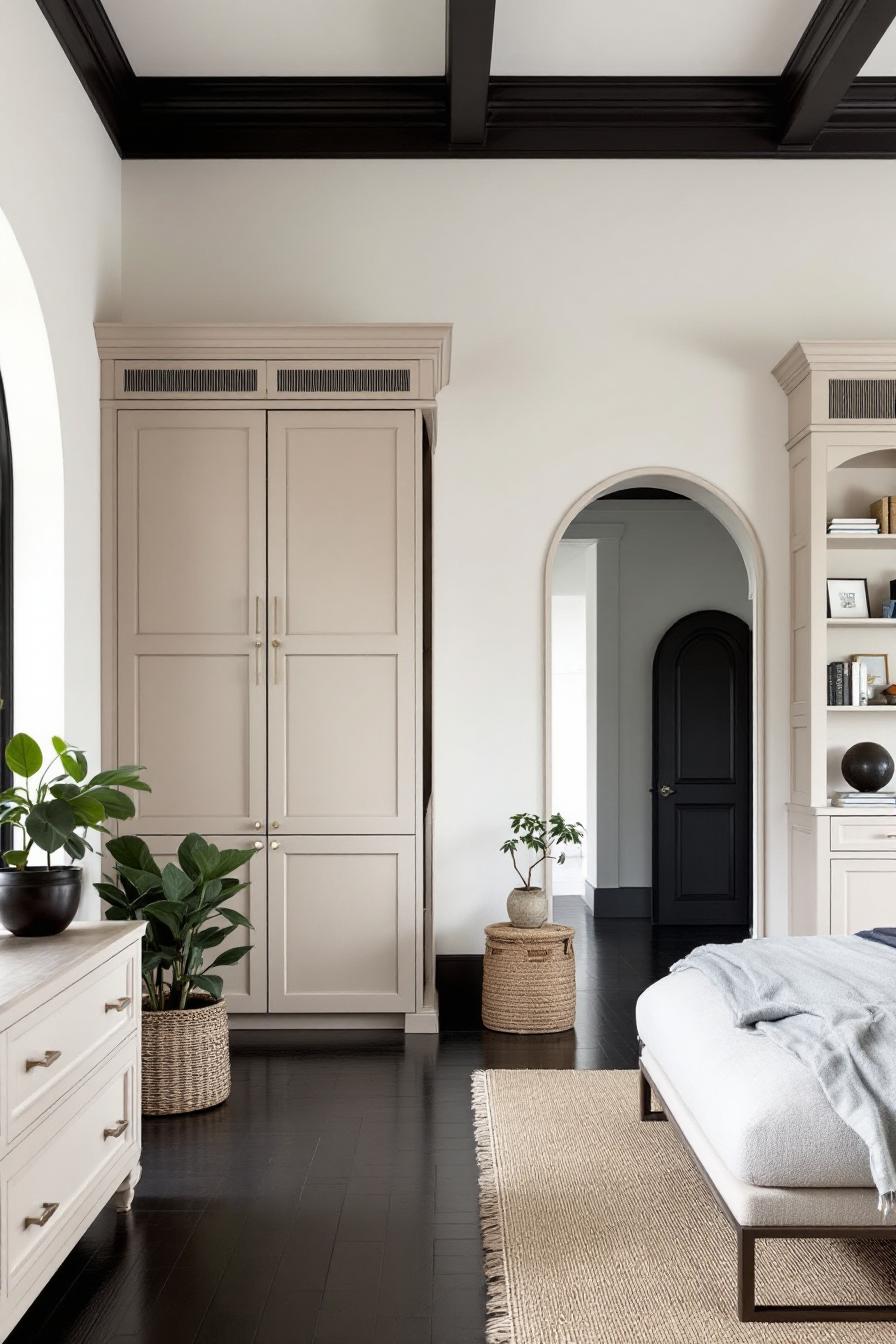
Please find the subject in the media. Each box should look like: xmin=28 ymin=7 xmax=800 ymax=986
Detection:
xmin=775 ymin=341 xmax=896 ymax=936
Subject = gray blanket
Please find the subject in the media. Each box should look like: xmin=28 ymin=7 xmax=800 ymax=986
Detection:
xmin=671 ymin=935 xmax=896 ymax=1210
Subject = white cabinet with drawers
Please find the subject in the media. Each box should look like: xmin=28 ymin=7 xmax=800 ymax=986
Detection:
xmin=789 ymin=805 xmax=896 ymax=934
xmin=0 ymin=921 xmax=143 ymax=1341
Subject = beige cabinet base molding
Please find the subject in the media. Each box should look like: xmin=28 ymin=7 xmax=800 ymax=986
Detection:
xmin=98 ymin=324 xmax=451 ymax=1028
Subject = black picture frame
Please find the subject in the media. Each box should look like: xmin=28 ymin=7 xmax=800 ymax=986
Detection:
xmin=827 ymin=577 xmax=870 ymax=619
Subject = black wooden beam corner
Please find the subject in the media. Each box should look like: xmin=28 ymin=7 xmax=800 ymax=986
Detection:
xmin=34 ymin=0 xmax=134 ymax=153
xmin=447 ymin=0 xmax=497 ymax=144
xmin=782 ymin=0 xmax=896 ymax=147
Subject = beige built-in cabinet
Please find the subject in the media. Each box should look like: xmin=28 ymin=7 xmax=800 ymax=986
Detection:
xmin=775 ymin=341 xmax=896 ymax=935
xmin=97 ymin=326 xmax=451 ymax=1029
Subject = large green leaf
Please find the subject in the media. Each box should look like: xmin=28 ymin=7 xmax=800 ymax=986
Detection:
xmin=5 ymin=733 xmax=42 ymax=778
xmin=64 ymin=833 xmax=87 ymax=860
xmin=69 ymin=794 xmax=106 ymax=827
xmin=84 ymin=787 xmax=135 ymax=820
xmin=25 ymin=799 xmax=76 ymax=852
xmin=161 ymin=863 xmax=194 ymax=903
xmin=87 ymin=765 xmax=147 ymax=788
xmin=177 ymin=832 xmax=209 ymax=879
xmin=107 ymin=835 xmax=160 ymax=876
xmin=50 ymin=782 xmax=80 ymax=800
xmin=193 ymin=923 xmax=233 ymax=949
xmin=190 ymin=973 xmax=223 ymax=1001
xmin=94 ymin=881 xmax=132 ymax=911
xmin=218 ymin=906 xmax=252 ymax=929
xmin=202 ymin=846 xmax=256 ymax=881
xmin=207 ymin=944 xmax=251 ymax=969
xmin=142 ymin=899 xmax=183 ymax=938
xmin=2 ymin=849 xmax=28 ymax=869
xmin=115 ymin=864 xmax=164 ymax=897
xmin=58 ymin=746 xmax=88 ymax=783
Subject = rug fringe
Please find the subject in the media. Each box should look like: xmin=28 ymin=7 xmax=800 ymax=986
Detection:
xmin=471 ymin=1070 xmax=515 ymax=1344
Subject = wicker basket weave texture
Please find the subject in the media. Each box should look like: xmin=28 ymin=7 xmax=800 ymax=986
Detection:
xmin=141 ymin=996 xmax=231 ymax=1116
xmin=481 ymin=922 xmax=576 ymax=1034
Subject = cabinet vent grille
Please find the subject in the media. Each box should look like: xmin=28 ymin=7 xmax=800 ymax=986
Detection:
xmin=277 ymin=367 xmax=411 ymax=394
xmin=123 ymin=368 xmax=258 ymax=394
xmin=829 ymin=378 xmax=896 ymax=419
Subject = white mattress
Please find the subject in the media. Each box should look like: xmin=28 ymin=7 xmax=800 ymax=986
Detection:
xmin=636 ymin=969 xmax=873 ymax=1188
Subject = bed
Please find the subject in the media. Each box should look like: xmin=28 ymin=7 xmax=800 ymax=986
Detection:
xmin=636 ymin=956 xmax=896 ymax=1323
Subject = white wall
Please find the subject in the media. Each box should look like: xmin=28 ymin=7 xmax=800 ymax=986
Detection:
xmin=570 ymin=499 xmax=751 ymax=892
xmin=0 ymin=0 xmax=121 ymax=897
xmin=550 ymin=545 xmax=587 ymax=848
xmin=119 ymin=156 xmax=896 ymax=951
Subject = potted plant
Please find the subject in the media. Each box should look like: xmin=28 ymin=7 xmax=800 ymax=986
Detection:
xmin=0 ymin=733 xmax=147 ymax=936
xmin=500 ymin=812 xmax=584 ymax=928
xmin=99 ymin=832 xmax=255 ymax=1115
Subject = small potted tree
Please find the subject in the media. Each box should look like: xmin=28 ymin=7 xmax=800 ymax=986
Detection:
xmin=501 ymin=812 xmax=584 ymax=927
xmin=0 ymin=733 xmax=147 ymax=936
xmin=99 ymin=833 xmax=255 ymax=1115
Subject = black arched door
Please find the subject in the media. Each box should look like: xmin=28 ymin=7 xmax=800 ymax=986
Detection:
xmin=652 ymin=610 xmax=751 ymax=926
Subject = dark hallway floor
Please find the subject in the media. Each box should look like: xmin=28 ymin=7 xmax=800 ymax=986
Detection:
xmin=9 ymin=901 xmax=749 ymax=1344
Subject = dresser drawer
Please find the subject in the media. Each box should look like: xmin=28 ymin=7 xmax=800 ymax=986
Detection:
xmin=4 ymin=1039 xmax=137 ymax=1292
xmin=830 ymin=816 xmax=896 ymax=852
xmin=6 ymin=949 xmax=138 ymax=1140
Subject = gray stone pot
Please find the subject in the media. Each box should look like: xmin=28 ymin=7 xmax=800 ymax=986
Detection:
xmin=506 ymin=887 xmax=547 ymax=928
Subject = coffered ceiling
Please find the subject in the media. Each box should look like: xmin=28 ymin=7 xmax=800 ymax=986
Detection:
xmin=35 ymin=0 xmax=896 ymax=157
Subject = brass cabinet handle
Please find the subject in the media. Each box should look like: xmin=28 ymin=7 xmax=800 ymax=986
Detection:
xmin=104 ymin=996 xmax=131 ymax=1014
xmin=271 ymin=638 xmax=281 ymax=684
xmin=103 ymin=1119 xmax=129 ymax=1140
xmin=25 ymin=1049 xmax=61 ymax=1072
xmin=24 ymin=1202 xmax=59 ymax=1229
xmin=254 ymin=639 xmax=263 ymax=685
xmin=253 ymin=820 xmax=263 ymax=830
xmin=255 ymin=594 xmax=262 ymax=635
xmin=273 ymin=595 xmax=280 ymax=636
xmin=270 ymin=840 xmax=280 ymax=850
xmin=253 ymin=840 xmax=264 ymax=850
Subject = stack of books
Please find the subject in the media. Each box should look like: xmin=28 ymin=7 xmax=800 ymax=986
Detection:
xmin=832 ymin=791 xmax=896 ymax=811
xmin=828 ymin=658 xmax=869 ymax=706
xmin=827 ymin=517 xmax=880 ymax=535
xmin=870 ymin=497 xmax=896 ymax=533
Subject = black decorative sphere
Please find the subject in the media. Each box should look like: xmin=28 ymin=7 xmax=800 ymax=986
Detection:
xmin=841 ymin=741 xmax=895 ymax=793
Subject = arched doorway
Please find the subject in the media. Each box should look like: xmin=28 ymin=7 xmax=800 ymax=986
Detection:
xmin=0 ymin=206 xmax=64 ymax=742
xmin=0 ymin=370 xmax=12 ymax=776
xmin=544 ymin=468 xmax=765 ymax=934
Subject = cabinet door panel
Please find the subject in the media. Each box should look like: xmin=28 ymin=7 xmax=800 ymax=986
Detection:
xmin=830 ymin=858 xmax=896 ymax=933
xmin=116 ymin=411 xmax=266 ymax=835
xmin=268 ymin=836 xmax=415 ymax=1012
xmin=139 ymin=836 xmax=266 ymax=1014
xmin=268 ymin=412 xmax=416 ymax=833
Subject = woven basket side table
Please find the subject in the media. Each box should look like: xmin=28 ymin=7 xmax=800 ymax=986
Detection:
xmin=481 ymin=922 xmax=576 ymax=1034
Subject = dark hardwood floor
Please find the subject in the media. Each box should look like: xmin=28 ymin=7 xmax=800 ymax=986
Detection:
xmin=9 ymin=900 xmax=748 ymax=1344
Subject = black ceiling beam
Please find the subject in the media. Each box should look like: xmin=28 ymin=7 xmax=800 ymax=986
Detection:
xmin=30 ymin=0 xmax=896 ymax=158
xmin=782 ymin=0 xmax=896 ymax=146
xmin=447 ymin=0 xmax=497 ymax=144
xmin=34 ymin=0 xmax=134 ymax=153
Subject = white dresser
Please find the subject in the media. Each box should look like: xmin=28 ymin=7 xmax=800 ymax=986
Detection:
xmin=0 ymin=921 xmax=143 ymax=1341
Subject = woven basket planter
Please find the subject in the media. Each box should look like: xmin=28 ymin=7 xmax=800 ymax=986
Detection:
xmin=482 ymin=922 xmax=576 ymax=1034
xmin=142 ymin=995 xmax=230 ymax=1116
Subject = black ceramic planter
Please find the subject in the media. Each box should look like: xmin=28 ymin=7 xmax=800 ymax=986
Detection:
xmin=0 ymin=867 xmax=82 ymax=936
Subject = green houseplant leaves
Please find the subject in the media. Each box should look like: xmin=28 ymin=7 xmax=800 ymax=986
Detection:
xmin=0 ymin=733 xmax=148 ymax=869
xmin=501 ymin=812 xmax=585 ymax=889
xmin=99 ymin=833 xmax=255 ymax=1011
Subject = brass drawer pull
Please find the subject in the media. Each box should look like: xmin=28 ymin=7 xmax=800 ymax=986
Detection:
xmin=103 ymin=1119 xmax=129 ymax=1140
xmin=24 ymin=1201 xmax=59 ymax=1229
xmin=25 ymin=1049 xmax=61 ymax=1072
xmin=104 ymin=996 xmax=131 ymax=1013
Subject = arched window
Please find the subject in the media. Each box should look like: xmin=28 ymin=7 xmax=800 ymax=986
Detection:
xmin=0 ymin=371 xmax=11 ymax=783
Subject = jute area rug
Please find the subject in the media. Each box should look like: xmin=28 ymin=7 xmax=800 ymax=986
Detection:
xmin=472 ymin=1069 xmax=896 ymax=1344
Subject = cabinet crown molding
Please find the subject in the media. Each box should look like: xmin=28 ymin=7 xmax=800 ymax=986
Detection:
xmin=95 ymin=323 xmax=452 ymax=395
xmin=773 ymin=340 xmax=896 ymax=394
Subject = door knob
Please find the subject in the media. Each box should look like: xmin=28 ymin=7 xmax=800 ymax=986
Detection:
xmin=253 ymin=840 xmax=264 ymax=850
xmin=270 ymin=840 xmax=280 ymax=850
xmin=253 ymin=820 xmax=263 ymax=830
xmin=659 ymin=784 xmax=676 ymax=798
